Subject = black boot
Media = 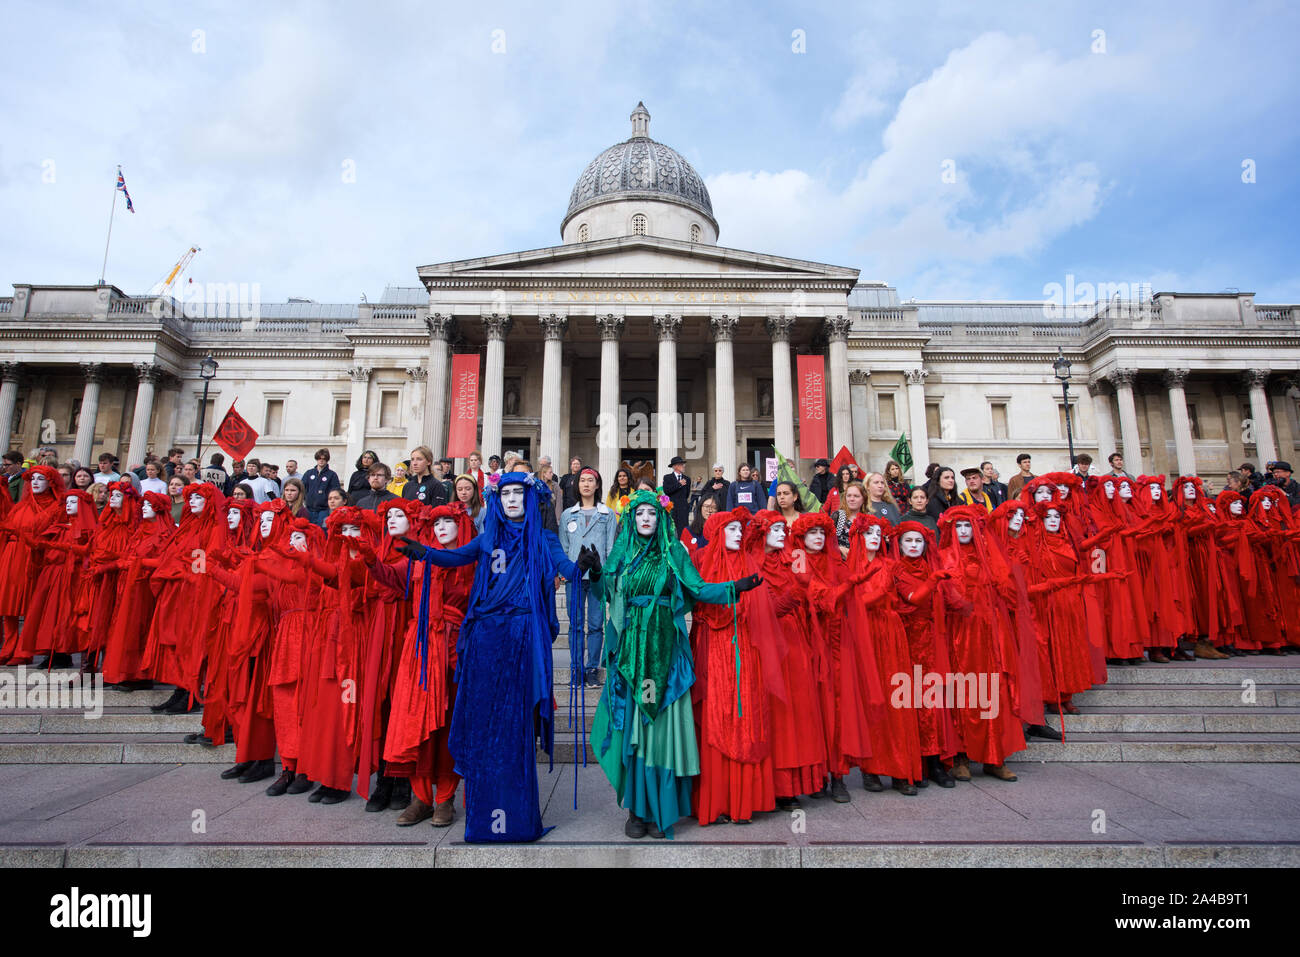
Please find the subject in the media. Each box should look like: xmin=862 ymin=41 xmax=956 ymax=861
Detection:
xmin=860 ymin=771 xmax=884 ymax=793
xmin=829 ymin=774 xmax=850 ymax=803
xmin=624 ymin=811 xmax=647 ymax=839
xmin=389 ymin=777 xmax=412 ymax=811
xmin=320 ymin=786 xmax=351 ymax=805
xmin=220 ymin=761 xmax=253 ymax=780
xmin=1025 ymin=723 xmax=1063 ymax=741
xmin=164 ymin=691 xmax=199 ymax=714
xmin=239 ymin=759 xmax=275 ymax=784
xmin=265 ymin=769 xmax=294 ymax=797
xmin=891 ymin=777 xmax=918 ymax=796
xmin=365 ymin=776 xmax=394 ymax=812
xmin=926 ymin=755 xmax=955 ymax=788
xmin=151 ymin=688 xmax=186 ymax=713
xmin=287 ymin=773 xmax=312 ymax=795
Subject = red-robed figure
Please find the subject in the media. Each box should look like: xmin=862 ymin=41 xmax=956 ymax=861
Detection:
xmin=0 ymin=466 xmax=65 ymax=664
xmin=83 ymin=481 xmax=141 ymax=672
xmin=1129 ymin=476 xmax=1194 ymax=659
xmin=20 ymin=488 xmax=99 ymax=660
xmin=102 ymin=491 xmax=175 ymax=687
xmin=1174 ymin=476 xmax=1240 ymax=657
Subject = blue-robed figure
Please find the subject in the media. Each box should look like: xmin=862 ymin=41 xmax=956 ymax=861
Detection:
xmin=397 ymin=472 xmax=597 ymax=842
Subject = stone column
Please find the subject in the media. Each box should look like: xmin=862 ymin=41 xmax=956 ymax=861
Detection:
xmin=849 ymin=369 xmax=871 ymax=458
xmin=904 ymin=368 xmax=930 ymax=480
xmin=538 ymin=313 xmax=567 ymax=465
xmin=346 ymin=365 xmax=371 ymax=465
xmin=595 ymin=314 xmax=625 ymax=485
xmin=125 ymin=362 xmax=162 ymax=469
xmin=1163 ymin=368 xmax=1197 ymax=477
xmin=480 ymin=314 xmax=512 ymax=460
xmin=766 ymin=315 xmax=796 ymax=458
xmin=1088 ymin=378 xmax=1117 ymax=466
xmin=0 ymin=362 xmax=22 ymax=453
xmin=824 ymin=314 xmax=853 ymax=454
xmin=405 ymin=366 xmax=427 ymax=453
xmin=72 ymin=362 xmax=106 ymax=466
xmin=1243 ymin=369 xmax=1277 ymax=466
xmin=424 ymin=313 xmax=453 ymax=457
xmin=1109 ymin=368 xmax=1144 ymax=476
xmin=654 ymin=313 xmax=682 ymax=475
xmin=710 ymin=314 xmax=739 ymax=478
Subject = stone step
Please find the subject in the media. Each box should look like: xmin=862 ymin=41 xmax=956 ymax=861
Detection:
xmin=1012 ymin=733 xmax=1300 ymax=763
xmin=1101 ymin=662 xmax=1300 ymax=685
xmin=0 ymin=711 xmax=206 ymax=734
xmin=1045 ymin=708 xmax=1300 ymax=734
xmin=0 ymin=734 xmax=235 ymax=764
xmin=1075 ymin=685 xmax=1299 ymax=707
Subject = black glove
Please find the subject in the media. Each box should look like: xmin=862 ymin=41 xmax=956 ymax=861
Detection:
xmin=576 ymin=544 xmax=602 ymax=580
xmin=395 ymin=535 xmax=428 ymax=560
xmin=734 ymin=573 xmax=762 ymax=593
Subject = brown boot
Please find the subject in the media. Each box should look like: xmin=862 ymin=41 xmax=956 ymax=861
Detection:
xmin=983 ymin=763 xmax=1018 ymax=782
xmin=1194 ymin=639 xmax=1229 ymax=660
xmin=431 ymin=798 xmax=456 ymax=827
xmin=951 ymin=756 xmax=971 ymax=782
xmin=396 ymin=797 xmax=432 ymax=827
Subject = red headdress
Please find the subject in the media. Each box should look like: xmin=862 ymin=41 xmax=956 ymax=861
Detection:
xmin=425 ymin=501 xmax=474 ymax=549
xmin=378 ymin=497 xmax=434 ymax=559
xmin=844 ymin=512 xmax=890 ymax=574
xmin=102 ymin=480 xmax=142 ymax=526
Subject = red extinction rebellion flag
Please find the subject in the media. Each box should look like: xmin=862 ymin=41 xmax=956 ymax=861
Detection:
xmin=212 ymin=400 xmax=258 ymax=460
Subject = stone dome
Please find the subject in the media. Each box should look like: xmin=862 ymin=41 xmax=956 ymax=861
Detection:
xmin=561 ymin=103 xmax=718 ymax=238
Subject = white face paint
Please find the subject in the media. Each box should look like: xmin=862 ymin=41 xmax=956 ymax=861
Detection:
xmin=30 ymin=473 xmax=48 ymax=494
xmin=189 ymin=492 xmax=206 ymax=514
xmin=1056 ymin=484 xmax=1070 ymax=499
xmin=109 ymin=490 xmax=124 ymax=509
xmin=1008 ymin=508 xmax=1025 ymax=532
xmin=1207 ymin=503 xmax=1217 ymax=514
xmin=803 ymin=527 xmax=826 ymax=552
xmin=1230 ymin=500 xmax=1244 ymax=515
xmin=386 ymin=510 xmax=410 ymax=537
xmin=862 ymin=524 xmax=883 ymax=552
xmin=899 ymin=530 xmax=926 ymax=559
xmin=290 ymin=531 xmax=308 ymax=551
xmin=1119 ymin=482 xmax=1133 ymax=501
xmin=1183 ymin=482 xmax=1196 ymax=500
xmin=141 ymin=501 xmax=155 ymax=519
xmin=433 ymin=517 xmax=458 ymax=545
xmin=259 ymin=510 xmax=275 ymax=538
xmin=955 ymin=520 xmax=974 ymax=544
xmin=65 ymin=496 xmax=79 ymax=516
xmin=1262 ymin=497 xmax=1273 ymax=511
xmin=1103 ymin=481 xmax=1116 ymax=500
xmin=342 ymin=524 xmax=361 ymax=538
xmin=1034 ymin=485 xmax=1052 ymax=503
xmin=724 ymin=521 xmax=743 ymax=551
xmin=500 ymin=484 xmax=525 ymax=519
xmin=227 ymin=508 xmax=241 ymax=530
xmin=1044 ymin=509 xmax=1062 ymax=533
xmin=634 ymin=504 xmax=658 ymax=537
xmin=1150 ymin=484 xmax=1162 ymax=502
xmin=765 ymin=522 xmax=786 ymax=549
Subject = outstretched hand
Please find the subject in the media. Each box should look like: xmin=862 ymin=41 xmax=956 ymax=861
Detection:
xmin=734 ymin=573 xmax=762 ymax=593
xmin=395 ymin=536 xmax=427 ymax=560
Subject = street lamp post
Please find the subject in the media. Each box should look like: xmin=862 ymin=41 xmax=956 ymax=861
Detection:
xmin=1053 ymin=348 xmax=1076 ymax=468
xmin=195 ymin=354 xmax=219 ymax=460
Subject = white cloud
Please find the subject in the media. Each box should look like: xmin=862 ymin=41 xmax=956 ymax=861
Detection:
xmin=829 ymin=59 xmax=900 ymax=128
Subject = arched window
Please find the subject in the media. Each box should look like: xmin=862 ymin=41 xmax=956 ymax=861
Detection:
xmin=578 ymin=223 xmax=589 ymax=242
xmin=690 ymin=223 xmax=701 ymax=242
xmin=631 ymin=214 xmax=647 ymax=236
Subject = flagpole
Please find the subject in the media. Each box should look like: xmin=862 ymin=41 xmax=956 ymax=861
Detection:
xmin=98 ymin=165 xmax=120 ymax=285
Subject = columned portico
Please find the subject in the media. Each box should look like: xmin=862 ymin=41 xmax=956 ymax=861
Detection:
xmin=766 ymin=315 xmax=796 ymax=458
xmin=1109 ymin=368 xmax=1145 ymax=476
xmin=710 ymin=313 xmax=739 ymax=477
xmin=824 ymin=314 xmax=853 ymax=453
xmin=1163 ymin=368 xmax=1197 ymax=476
xmin=1243 ymin=369 xmax=1277 ymax=465
xmin=424 ymin=313 xmax=453 ymax=457
xmin=125 ymin=362 xmax=162 ymax=468
xmin=1088 ymin=379 xmax=1117 ymax=465
xmin=904 ymin=368 xmax=930 ymax=479
xmin=595 ymin=313 xmax=625 ymax=485
xmin=538 ymin=313 xmax=567 ymax=463
xmin=0 ymin=362 xmax=21 ymax=453
xmin=654 ymin=313 xmax=682 ymax=473
xmin=480 ymin=314 xmax=511 ymax=462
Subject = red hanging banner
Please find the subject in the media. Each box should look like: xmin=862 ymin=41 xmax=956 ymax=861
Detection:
xmin=446 ymin=353 xmax=481 ymax=457
xmin=796 ymin=354 xmax=828 ymax=460
xmin=211 ymin=400 xmax=259 ymax=461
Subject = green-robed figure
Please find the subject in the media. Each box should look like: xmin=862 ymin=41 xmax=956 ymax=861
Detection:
xmin=589 ymin=488 xmax=760 ymax=838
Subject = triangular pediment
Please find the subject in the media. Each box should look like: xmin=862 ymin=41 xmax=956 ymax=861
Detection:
xmin=417 ymin=236 xmax=858 ymax=286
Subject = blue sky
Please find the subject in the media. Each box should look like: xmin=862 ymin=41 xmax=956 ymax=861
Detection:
xmin=2 ymin=0 xmax=1297 ymax=305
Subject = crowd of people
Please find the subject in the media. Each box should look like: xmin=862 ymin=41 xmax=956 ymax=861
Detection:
xmin=1 ymin=438 xmax=1298 ymax=841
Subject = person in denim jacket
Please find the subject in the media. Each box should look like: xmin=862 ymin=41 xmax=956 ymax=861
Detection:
xmin=559 ymin=468 xmax=618 ymax=686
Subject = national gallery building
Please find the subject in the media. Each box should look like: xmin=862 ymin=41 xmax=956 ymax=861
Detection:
xmin=2 ymin=104 xmax=1298 ymax=485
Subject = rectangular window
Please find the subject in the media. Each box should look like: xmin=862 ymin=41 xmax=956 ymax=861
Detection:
xmin=264 ymin=399 xmax=284 ymax=435
xmin=990 ymin=401 xmax=1009 ymax=440
xmin=379 ymin=390 xmax=400 ymax=428
xmin=1058 ymin=402 xmax=1076 ymax=440
xmin=877 ymin=393 xmax=896 ymax=432
xmin=197 ymin=398 xmax=215 ymax=434
xmin=925 ymin=401 xmax=942 ymax=440
xmin=1186 ymin=404 xmax=1201 ymax=440
xmin=332 ymin=400 xmax=351 ymax=437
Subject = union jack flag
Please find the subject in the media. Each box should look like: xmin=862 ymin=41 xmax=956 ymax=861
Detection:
xmin=116 ymin=169 xmax=134 ymax=213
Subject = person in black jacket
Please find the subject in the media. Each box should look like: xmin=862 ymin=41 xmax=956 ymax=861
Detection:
xmin=302 ymin=448 xmax=343 ymax=527
xmin=348 ymin=450 xmax=378 ymax=497
xmin=350 ymin=462 xmax=398 ymax=510
xmin=1269 ymin=461 xmax=1300 ymax=508
xmin=701 ymin=463 xmax=730 ymax=508
xmin=924 ymin=466 xmax=960 ymax=520
xmin=661 ymin=456 xmax=691 ymax=537
xmin=401 ymin=445 xmax=448 ymax=507
xmin=808 ymin=458 xmax=833 ymax=503
xmin=558 ymin=456 xmax=583 ymax=511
